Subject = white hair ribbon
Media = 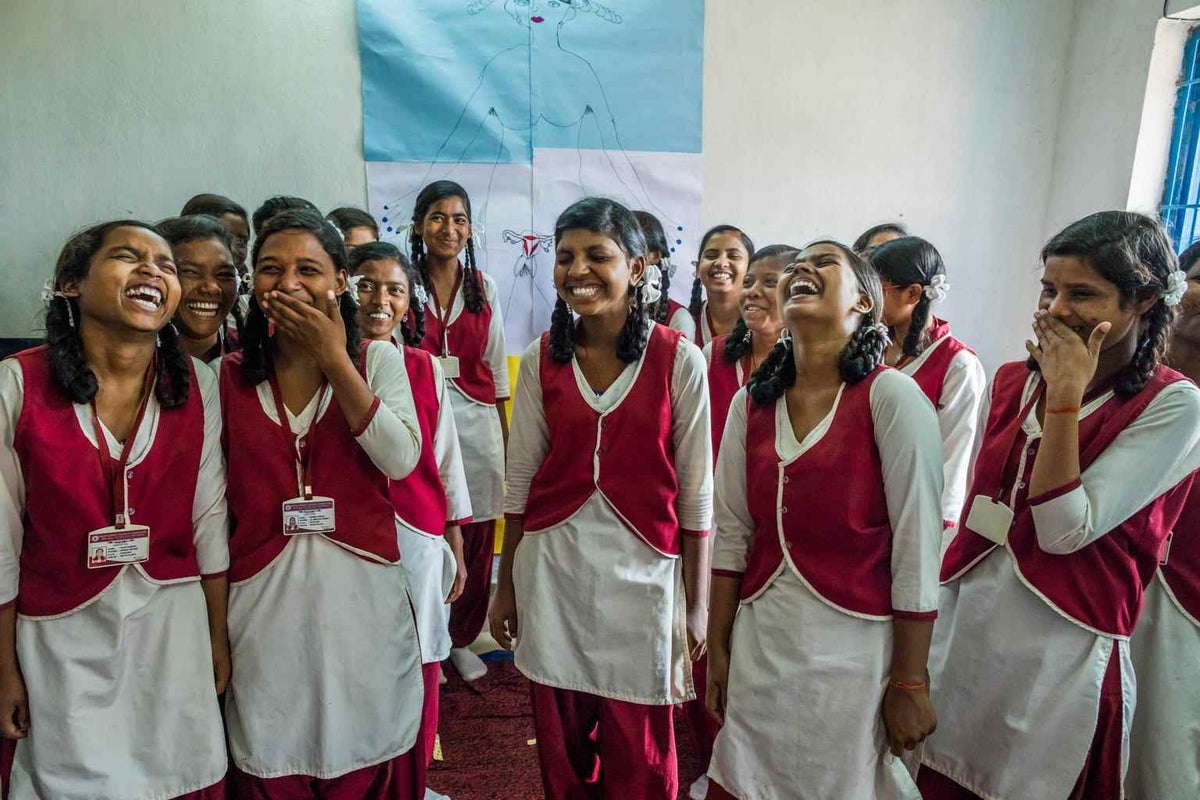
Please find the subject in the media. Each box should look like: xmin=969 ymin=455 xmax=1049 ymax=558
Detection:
xmin=924 ymin=273 xmax=949 ymax=302
xmin=642 ymin=263 xmax=664 ymax=305
xmin=1163 ymin=269 xmax=1188 ymax=307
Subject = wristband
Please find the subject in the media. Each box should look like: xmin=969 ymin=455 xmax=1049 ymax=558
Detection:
xmin=1045 ymin=406 xmax=1080 ymax=415
xmin=888 ymin=679 xmax=927 ymax=692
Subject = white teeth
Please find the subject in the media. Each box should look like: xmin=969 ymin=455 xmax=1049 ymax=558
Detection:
xmin=710 ymin=270 xmax=733 ymax=283
xmin=186 ymin=301 xmax=219 ymax=318
xmin=369 ymin=312 xmax=391 ymax=320
xmin=125 ymin=285 xmax=163 ymax=310
xmin=789 ymin=279 xmax=820 ymax=297
xmin=569 ymin=285 xmax=601 ymax=298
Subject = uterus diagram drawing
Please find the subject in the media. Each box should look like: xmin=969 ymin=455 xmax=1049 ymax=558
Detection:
xmin=358 ymin=0 xmax=705 ymax=349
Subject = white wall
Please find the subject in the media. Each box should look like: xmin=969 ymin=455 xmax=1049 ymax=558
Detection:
xmin=0 ymin=0 xmax=1187 ymax=372
xmin=0 ymin=0 xmax=369 ymax=337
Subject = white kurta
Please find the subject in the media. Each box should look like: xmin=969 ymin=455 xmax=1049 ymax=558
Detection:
xmin=922 ymin=377 xmax=1200 ymax=800
xmin=504 ymin=336 xmax=713 ymax=704
xmin=222 ymin=341 xmax=426 ymax=779
xmin=897 ymin=340 xmax=986 ymax=530
xmin=395 ymin=356 xmax=472 ymax=665
xmin=424 ymin=271 xmax=508 ymax=521
xmin=708 ymin=371 xmax=943 ymax=800
xmin=0 ymin=357 xmax=228 ymax=800
xmin=668 ymin=303 xmax=697 ymax=341
xmin=1125 ymin=572 xmax=1200 ymax=800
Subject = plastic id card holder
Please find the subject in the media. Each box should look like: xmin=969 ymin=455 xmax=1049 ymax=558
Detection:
xmin=964 ymin=495 xmax=1015 ymax=546
xmin=86 ymin=525 xmax=150 ymax=568
xmin=282 ymin=496 xmax=336 ymax=536
xmin=439 ymin=356 xmax=460 ymax=380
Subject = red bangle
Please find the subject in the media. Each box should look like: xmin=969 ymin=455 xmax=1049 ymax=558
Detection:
xmin=889 ymin=679 xmax=927 ymax=692
xmin=1045 ymin=406 xmax=1080 ymax=415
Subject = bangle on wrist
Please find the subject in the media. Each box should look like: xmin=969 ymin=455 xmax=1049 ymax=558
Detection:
xmin=889 ymin=679 xmax=927 ymax=692
xmin=1045 ymin=406 xmax=1080 ymax=415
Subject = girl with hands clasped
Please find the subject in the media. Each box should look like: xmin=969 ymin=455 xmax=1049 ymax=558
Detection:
xmin=0 ymin=222 xmax=229 ymax=799
xmin=492 ymin=198 xmax=712 ymax=799
xmin=919 ymin=212 xmax=1200 ymax=800
xmin=705 ymin=240 xmax=944 ymax=800
xmin=219 ymin=210 xmax=427 ymax=798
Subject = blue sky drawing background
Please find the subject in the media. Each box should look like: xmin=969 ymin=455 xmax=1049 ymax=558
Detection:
xmin=358 ymin=0 xmax=704 ymax=163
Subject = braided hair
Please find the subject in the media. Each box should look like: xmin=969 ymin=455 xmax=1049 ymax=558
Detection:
xmin=723 ymin=244 xmax=799 ymax=364
xmin=747 ymin=240 xmax=888 ymax=404
xmin=689 ymin=225 xmax=756 ymax=318
xmin=852 ymin=221 xmax=908 ymax=255
xmin=410 ymin=181 xmax=485 ymax=314
xmin=631 ymin=210 xmax=675 ymax=324
xmin=549 ymin=198 xmax=651 ymax=365
xmin=1039 ymin=211 xmax=1179 ymax=397
xmin=868 ymin=236 xmax=945 ymax=359
xmin=240 ymin=209 xmax=362 ymax=385
xmin=349 ymin=241 xmax=425 ymax=346
xmin=45 ymin=220 xmax=191 ymax=408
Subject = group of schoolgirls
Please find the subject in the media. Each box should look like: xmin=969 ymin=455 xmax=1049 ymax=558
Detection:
xmin=1 ymin=185 xmax=1198 ymax=800
xmin=0 ymin=182 xmax=507 ymax=800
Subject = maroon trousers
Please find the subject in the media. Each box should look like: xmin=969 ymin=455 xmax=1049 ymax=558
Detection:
xmin=230 ymin=749 xmax=424 ymax=800
xmin=528 ymin=681 xmax=678 ymax=800
xmin=448 ymin=519 xmax=496 ymax=649
xmin=420 ymin=661 xmax=440 ymax=768
xmin=917 ymin=647 xmax=1125 ymax=799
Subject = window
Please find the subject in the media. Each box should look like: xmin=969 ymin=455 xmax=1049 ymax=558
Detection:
xmin=1161 ymin=26 xmax=1200 ymax=250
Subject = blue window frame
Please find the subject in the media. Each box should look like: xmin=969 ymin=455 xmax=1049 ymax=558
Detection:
xmin=1162 ymin=27 xmax=1200 ymax=251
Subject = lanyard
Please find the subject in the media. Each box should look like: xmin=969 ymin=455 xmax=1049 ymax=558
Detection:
xmin=91 ymin=361 xmax=156 ymax=529
xmin=268 ymin=376 xmax=329 ymax=500
xmin=993 ymin=379 xmax=1046 ymax=502
xmin=427 ymin=267 xmax=463 ymax=357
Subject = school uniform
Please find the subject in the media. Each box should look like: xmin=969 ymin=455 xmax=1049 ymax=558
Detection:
xmin=665 ymin=298 xmax=697 ymax=341
xmin=0 ymin=346 xmax=228 ymax=800
xmin=218 ymin=341 xmax=426 ymax=798
xmin=505 ymin=323 xmax=713 ymax=799
xmin=388 ymin=343 xmax=472 ymax=767
xmin=694 ymin=300 xmax=717 ymax=347
xmin=707 ymin=367 xmax=944 ymax=800
xmin=919 ymin=362 xmax=1200 ymax=800
xmin=896 ymin=319 xmax=985 ymax=536
xmin=1125 ymin=480 xmax=1200 ymax=800
xmin=419 ymin=267 xmax=508 ymax=651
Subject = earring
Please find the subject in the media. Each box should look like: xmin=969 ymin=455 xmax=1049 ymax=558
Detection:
xmin=57 ymin=294 xmax=75 ymax=330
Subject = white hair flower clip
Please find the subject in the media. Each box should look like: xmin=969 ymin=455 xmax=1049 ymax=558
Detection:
xmin=40 ymin=278 xmax=56 ymax=305
xmin=413 ymin=282 xmax=430 ymax=306
xmin=1163 ymin=269 xmax=1188 ymax=307
xmin=924 ymin=274 xmax=950 ymax=302
xmin=642 ymin=263 xmax=664 ymax=305
xmin=870 ymin=321 xmax=892 ymax=342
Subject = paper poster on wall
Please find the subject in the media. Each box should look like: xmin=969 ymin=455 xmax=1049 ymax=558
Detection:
xmin=358 ymin=0 xmax=705 ymax=353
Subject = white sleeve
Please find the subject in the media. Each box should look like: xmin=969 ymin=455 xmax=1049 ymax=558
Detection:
xmin=871 ymin=370 xmax=944 ymax=616
xmin=711 ymin=389 xmax=754 ymax=574
xmin=190 ymin=358 xmax=230 ymax=576
xmin=672 ymin=340 xmax=714 ymax=533
xmin=669 ymin=306 xmax=697 ymax=341
xmin=358 ymin=340 xmax=424 ymax=480
xmin=502 ymin=340 xmax=548 ymax=516
xmin=482 ymin=275 xmax=511 ymax=398
xmin=1031 ymin=381 xmax=1200 ymax=554
xmin=431 ymin=356 xmax=473 ymax=524
xmin=0 ymin=361 xmax=25 ymax=606
xmin=701 ymin=340 xmax=714 ymax=369
xmin=937 ymin=350 xmax=987 ymax=526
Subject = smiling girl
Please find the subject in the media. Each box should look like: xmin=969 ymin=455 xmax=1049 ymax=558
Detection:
xmin=350 ymin=241 xmax=470 ymax=791
xmin=633 ymin=210 xmax=696 ymax=339
xmin=919 ymin=212 xmax=1200 ymax=799
xmin=219 ymin=210 xmax=426 ymax=798
xmin=870 ymin=237 xmax=985 ymax=536
xmin=689 ymin=226 xmax=754 ymax=347
xmin=705 ymin=240 xmax=943 ymax=799
xmin=492 ymin=197 xmax=712 ymax=799
xmin=410 ymin=180 xmax=508 ymax=682
xmin=159 ymin=215 xmax=242 ymax=362
xmin=0 ymin=221 xmax=229 ymax=799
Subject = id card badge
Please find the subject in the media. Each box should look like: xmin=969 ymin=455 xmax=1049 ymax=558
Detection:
xmin=964 ymin=495 xmax=1015 ymax=546
xmin=86 ymin=524 xmax=151 ymax=569
xmin=439 ymin=356 xmax=460 ymax=380
xmin=282 ymin=496 xmax=336 ymax=536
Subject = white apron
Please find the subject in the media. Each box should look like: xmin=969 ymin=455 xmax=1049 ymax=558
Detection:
xmin=396 ymin=521 xmax=457 ymax=664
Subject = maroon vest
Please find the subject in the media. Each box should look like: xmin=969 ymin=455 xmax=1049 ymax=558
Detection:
xmin=707 ymin=334 xmax=745 ymax=462
xmin=908 ymin=319 xmax=973 ymax=406
xmin=742 ymin=368 xmax=902 ymax=616
xmin=942 ymin=361 xmax=1191 ymax=636
xmin=524 ymin=325 xmax=684 ymax=555
xmin=12 ymin=346 xmax=203 ymax=617
xmin=1160 ymin=478 xmax=1200 ymax=624
xmin=388 ymin=346 xmax=450 ymax=536
xmin=220 ymin=345 xmax=400 ymax=581
xmin=419 ymin=268 xmax=498 ymax=405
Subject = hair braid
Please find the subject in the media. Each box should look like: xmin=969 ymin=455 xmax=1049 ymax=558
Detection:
xmin=688 ymin=275 xmax=704 ymax=318
xmin=838 ymin=316 xmax=889 ymax=383
xmin=653 ymin=264 xmax=672 ymax=324
xmin=461 ymin=239 xmax=485 ymax=313
xmin=400 ymin=301 xmax=426 ymax=347
xmin=549 ymin=297 xmax=576 ymax=364
xmin=45 ymin=296 xmax=97 ymax=404
xmin=616 ymin=284 xmax=652 ymax=363
xmin=153 ymin=324 xmax=192 ymax=407
xmin=723 ymin=317 xmax=752 ymax=363
xmin=240 ymin=297 xmax=273 ymax=385
xmin=902 ymin=295 xmax=933 ymax=358
xmin=747 ymin=335 xmax=795 ymax=405
xmin=1116 ymin=302 xmax=1175 ymax=397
